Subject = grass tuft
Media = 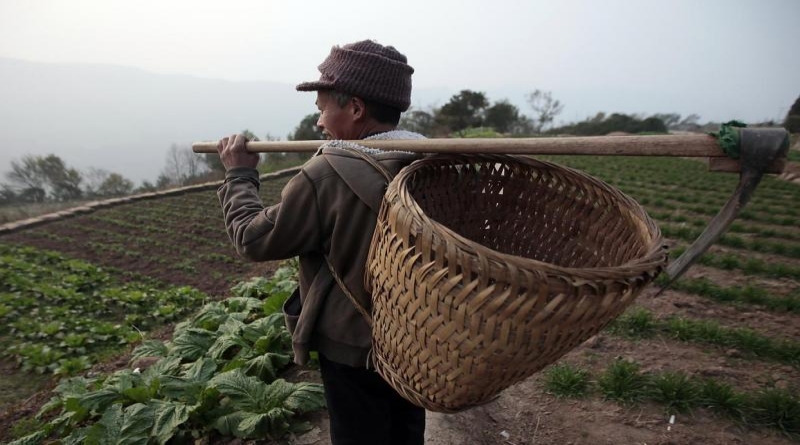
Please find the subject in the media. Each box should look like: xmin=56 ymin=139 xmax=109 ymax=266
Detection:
xmin=542 ymin=362 xmax=591 ymax=398
xmin=747 ymin=388 xmax=800 ymax=438
xmin=608 ymin=307 xmax=656 ymax=338
xmin=598 ymin=359 xmax=650 ymax=404
xmin=649 ymin=371 xmax=700 ymax=414
xmin=698 ymin=379 xmax=748 ymax=422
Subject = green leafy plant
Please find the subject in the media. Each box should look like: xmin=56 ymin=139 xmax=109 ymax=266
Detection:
xmin=698 ymin=379 xmax=748 ymax=422
xmin=649 ymin=371 xmax=700 ymax=414
xmin=10 ymin=262 xmax=322 ymax=444
xmin=598 ymin=359 xmax=650 ymax=404
xmin=747 ymin=388 xmax=800 ymax=438
xmin=608 ymin=307 xmax=656 ymax=338
xmin=542 ymin=362 xmax=591 ymax=398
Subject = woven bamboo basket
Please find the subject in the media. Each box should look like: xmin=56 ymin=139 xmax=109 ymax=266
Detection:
xmin=365 ymin=154 xmax=667 ymax=412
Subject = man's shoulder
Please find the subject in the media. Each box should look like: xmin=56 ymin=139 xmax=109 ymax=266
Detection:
xmin=299 ymin=155 xmax=338 ymax=183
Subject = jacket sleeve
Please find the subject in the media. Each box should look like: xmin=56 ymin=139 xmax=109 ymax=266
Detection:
xmin=217 ymin=167 xmax=322 ymax=261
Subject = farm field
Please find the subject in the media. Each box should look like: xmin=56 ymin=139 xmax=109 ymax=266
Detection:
xmin=1 ymin=154 xmax=799 ymax=444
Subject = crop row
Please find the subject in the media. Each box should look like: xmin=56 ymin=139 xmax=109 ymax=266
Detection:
xmin=607 ymin=308 xmax=800 ymax=366
xmin=542 ymin=359 xmax=799 ymax=437
xmin=650 ymin=212 xmax=800 ymax=243
xmin=659 ymin=224 xmax=800 ymax=260
xmin=551 ymin=155 xmax=800 ymax=197
xmin=0 ymin=243 xmax=208 ymax=375
xmin=669 ymin=245 xmax=800 ymax=281
xmin=7 ymin=263 xmax=326 ymax=445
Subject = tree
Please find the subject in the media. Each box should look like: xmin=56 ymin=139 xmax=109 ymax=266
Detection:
xmin=162 ymin=144 xmax=207 ymax=187
xmin=135 ymin=181 xmax=158 ymax=194
xmin=399 ymin=109 xmax=436 ymax=136
xmin=6 ymin=154 xmax=83 ymax=202
xmin=436 ymin=90 xmax=489 ymax=135
xmin=509 ymin=114 xmax=536 ymax=136
xmin=784 ymin=94 xmax=800 ymax=133
xmin=96 ymin=173 xmax=134 ymax=197
xmin=288 ymin=113 xmax=325 ymax=141
xmin=83 ymin=167 xmax=111 ymax=197
xmin=0 ymin=185 xmax=17 ymax=205
xmin=7 ymin=156 xmax=42 ymax=191
xmin=676 ymin=114 xmax=701 ymax=131
xmin=549 ymin=112 xmax=667 ymax=136
xmin=526 ymin=90 xmax=564 ymax=133
xmin=484 ymin=100 xmax=521 ymax=134
xmin=639 ymin=117 xmax=668 ymax=133
xmin=652 ymin=113 xmax=682 ymax=130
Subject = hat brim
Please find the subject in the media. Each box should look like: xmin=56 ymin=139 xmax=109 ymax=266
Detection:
xmin=296 ymin=80 xmax=335 ymax=92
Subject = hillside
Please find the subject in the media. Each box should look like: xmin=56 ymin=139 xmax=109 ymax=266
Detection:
xmin=0 ymin=57 xmax=310 ymax=183
xmin=1 ymin=155 xmax=799 ymax=444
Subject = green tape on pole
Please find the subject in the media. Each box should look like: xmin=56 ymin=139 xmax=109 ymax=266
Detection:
xmin=710 ymin=120 xmax=746 ymax=159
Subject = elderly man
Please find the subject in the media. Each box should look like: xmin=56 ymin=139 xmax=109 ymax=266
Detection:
xmin=216 ymin=40 xmax=426 ymax=445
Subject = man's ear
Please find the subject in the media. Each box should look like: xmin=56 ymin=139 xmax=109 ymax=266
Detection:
xmin=350 ymin=96 xmax=367 ymax=122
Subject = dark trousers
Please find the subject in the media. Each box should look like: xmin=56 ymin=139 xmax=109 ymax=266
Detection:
xmin=319 ymin=354 xmax=426 ymax=445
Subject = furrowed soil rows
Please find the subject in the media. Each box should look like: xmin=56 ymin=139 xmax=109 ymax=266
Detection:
xmin=1 ymin=174 xmax=291 ymax=296
xmin=2 ymin=157 xmax=800 ymax=444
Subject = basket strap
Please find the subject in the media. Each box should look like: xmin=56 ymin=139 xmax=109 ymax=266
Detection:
xmin=328 ymin=144 xmax=394 ymax=183
xmin=321 ymin=144 xmax=394 ymax=329
xmin=324 ymin=254 xmax=373 ymax=327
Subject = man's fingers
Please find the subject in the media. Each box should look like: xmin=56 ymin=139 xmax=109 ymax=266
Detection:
xmin=233 ymin=134 xmax=247 ymax=149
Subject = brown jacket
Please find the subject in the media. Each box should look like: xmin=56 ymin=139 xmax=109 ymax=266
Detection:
xmin=217 ymin=132 xmax=424 ymax=367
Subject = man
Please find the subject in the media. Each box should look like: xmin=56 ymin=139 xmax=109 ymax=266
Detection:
xmin=216 ymin=40 xmax=426 ymax=445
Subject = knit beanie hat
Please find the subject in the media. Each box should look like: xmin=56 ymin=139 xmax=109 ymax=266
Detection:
xmin=296 ymin=40 xmax=414 ymax=111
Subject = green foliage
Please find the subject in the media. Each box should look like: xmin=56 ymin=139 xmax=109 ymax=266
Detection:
xmin=96 ymin=173 xmax=134 ymax=197
xmin=598 ymin=359 xmax=650 ymax=403
xmin=436 ymin=90 xmax=489 ymax=135
xmin=605 ymin=307 xmax=800 ymax=367
xmin=549 ymin=112 xmax=667 ymax=135
xmin=607 ymin=307 xmax=656 ymax=338
xmin=668 ymin=277 xmax=800 ymax=314
xmin=13 ymin=260 xmax=322 ymax=443
xmin=287 ymin=113 xmax=325 ymax=141
xmin=649 ymin=371 xmax=701 ymax=414
xmin=6 ymin=154 xmax=84 ymax=203
xmin=461 ymin=127 xmax=503 ymax=139
xmin=484 ymin=100 xmax=521 ymax=134
xmin=698 ymin=379 xmax=748 ymax=421
xmin=542 ymin=363 xmax=590 ymax=398
xmin=748 ymin=388 xmax=800 ymax=437
xmin=0 ymin=243 xmax=208 ymax=375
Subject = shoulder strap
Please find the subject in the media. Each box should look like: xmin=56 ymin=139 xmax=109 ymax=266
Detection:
xmin=328 ymin=144 xmax=393 ymax=183
xmin=322 ymin=144 xmax=396 ymax=329
xmin=324 ymin=254 xmax=373 ymax=327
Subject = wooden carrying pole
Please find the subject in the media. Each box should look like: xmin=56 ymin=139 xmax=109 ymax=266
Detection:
xmin=192 ymin=134 xmax=785 ymax=174
xmin=194 ymin=134 xmax=726 ymax=156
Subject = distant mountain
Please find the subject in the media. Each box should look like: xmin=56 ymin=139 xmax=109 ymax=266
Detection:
xmin=0 ymin=58 xmax=316 ymax=183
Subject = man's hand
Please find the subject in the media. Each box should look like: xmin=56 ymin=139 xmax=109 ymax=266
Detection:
xmin=217 ymin=134 xmax=260 ymax=170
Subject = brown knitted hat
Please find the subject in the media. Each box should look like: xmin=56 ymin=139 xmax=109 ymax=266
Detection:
xmin=296 ymin=40 xmax=414 ymax=111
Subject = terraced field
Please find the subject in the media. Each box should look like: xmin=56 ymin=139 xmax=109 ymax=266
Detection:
xmin=1 ymin=154 xmax=799 ymax=444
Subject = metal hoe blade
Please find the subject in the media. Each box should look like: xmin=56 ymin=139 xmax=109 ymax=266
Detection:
xmin=659 ymin=128 xmax=790 ymax=293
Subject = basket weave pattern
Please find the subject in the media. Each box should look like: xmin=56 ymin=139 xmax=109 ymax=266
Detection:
xmin=366 ymin=154 xmax=667 ymax=412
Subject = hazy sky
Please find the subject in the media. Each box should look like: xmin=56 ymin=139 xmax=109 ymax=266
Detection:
xmin=1 ymin=0 xmax=798 ymax=123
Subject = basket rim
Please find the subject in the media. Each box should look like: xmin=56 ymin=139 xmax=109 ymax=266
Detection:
xmin=389 ymin=154 xmax=667 ymax=280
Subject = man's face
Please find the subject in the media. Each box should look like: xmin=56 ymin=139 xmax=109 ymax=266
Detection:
xmin=315 ymin=90 xmax=358 ymax=140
